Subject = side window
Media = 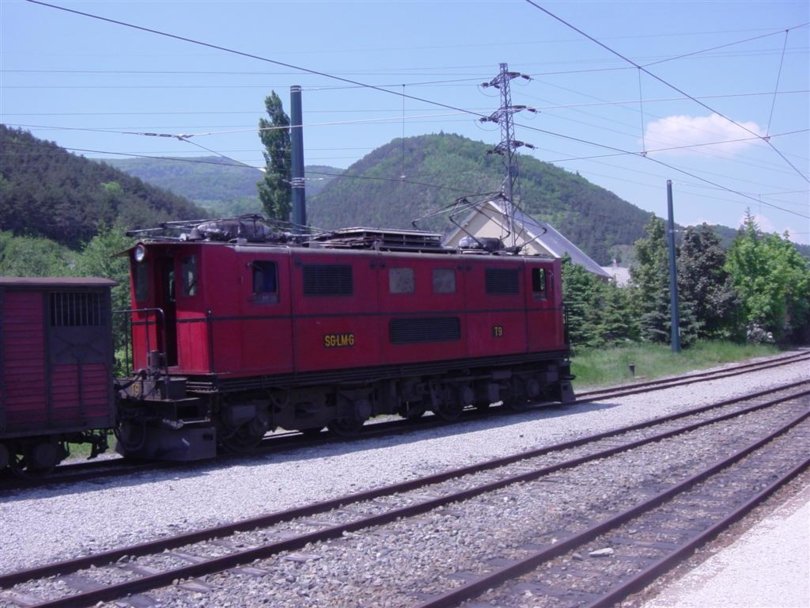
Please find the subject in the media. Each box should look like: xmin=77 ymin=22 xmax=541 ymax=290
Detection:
xmin=252 ymin=261 xmax=278 ymax=302
xmin=181 ymin=255 xmax=198 ymax=296
xmin=532 ymin=267 xmax=547 ymax=299
xmin=389 ymin=268 xmax=415 ymax=294
xmin=432 ymin=268 xmax=456 ymax=294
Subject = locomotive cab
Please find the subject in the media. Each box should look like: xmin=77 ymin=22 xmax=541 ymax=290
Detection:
xmin=118 ymin=242 xmax=217 ymax=461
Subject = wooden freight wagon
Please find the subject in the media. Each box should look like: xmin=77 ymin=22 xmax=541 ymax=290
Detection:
xmin=0 ymin=277 xmax=116 ymax=472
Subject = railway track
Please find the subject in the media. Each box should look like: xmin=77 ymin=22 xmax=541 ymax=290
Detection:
xmin=574 ymin=348 xmax=810 ymax=402
xmin=3 ymin=349 xmax=808 ymax=493
xmin=1 ymin=379 xmax=807 ymax=608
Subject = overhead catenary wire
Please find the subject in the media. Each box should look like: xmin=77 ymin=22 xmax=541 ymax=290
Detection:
xmin=24 ymin=0 xmax=490 ymax=123
xmin=522 ymin=0 xmax=810 ymax=184
xmin=766 ymin=28 xmax=791 ymax=136
xmin=21 ymin=0 xmax=809 ymax=225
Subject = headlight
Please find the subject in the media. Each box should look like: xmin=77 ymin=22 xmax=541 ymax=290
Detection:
xmin=134 ymin=243 xmax=147 ymax=262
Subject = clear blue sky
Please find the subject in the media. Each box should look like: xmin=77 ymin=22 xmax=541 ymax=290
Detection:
xmin=2 ymin=0 xmax=808 ymax=243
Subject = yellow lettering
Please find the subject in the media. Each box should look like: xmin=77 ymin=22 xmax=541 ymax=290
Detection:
xmin=323 ymin=333 xmax=356 ymax=348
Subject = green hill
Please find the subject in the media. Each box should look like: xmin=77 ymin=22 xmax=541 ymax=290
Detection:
xmin=0 ymin=125 xmax=205 ymax=249
xmin=103 ymin=156 xmax=343 ymax=216
xmin=308 ymin=133 xmax=653 ymax=265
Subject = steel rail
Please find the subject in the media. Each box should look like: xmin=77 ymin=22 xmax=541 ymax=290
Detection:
xmin=3 ymin=378 xmax=806 ymax=589
xmin=576 ymin=350 xmax=810 ymax=402
xmin=585 ymin=455 xmax=810 ymax=608
xmin=3 ymin=382 xmax=808 ymax=607
xmin=414 ymin=408 xmax=810 ymax=608
xmin=5 ymin=350 xmax=806 ymax=492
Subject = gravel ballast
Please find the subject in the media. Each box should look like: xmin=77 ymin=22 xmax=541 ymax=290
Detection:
xmin=1 ymin=353 xmax=808 ymax=603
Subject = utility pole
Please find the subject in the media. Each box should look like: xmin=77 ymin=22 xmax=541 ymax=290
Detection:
xmin=666 ymin=180 xmax=681 ymax=353
xmin=480 ymin=63 xmax=537 ymax=247
xmin=290 ymin=85 xmax=306 ymax=232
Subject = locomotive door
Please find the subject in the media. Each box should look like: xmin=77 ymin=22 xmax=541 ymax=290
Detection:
xmin=154 ymin=256 xmax=178 ymax=366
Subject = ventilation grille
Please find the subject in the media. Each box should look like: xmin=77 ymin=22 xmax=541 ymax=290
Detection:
xmin=303 ymin=264 xmax=353 ymax=296
xmin=390 ymin=317 xmax=461 ymax=344
xmin=485 ymin=268 xmax=520 ymax=295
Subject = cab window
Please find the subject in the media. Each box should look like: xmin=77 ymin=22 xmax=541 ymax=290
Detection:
xmin=532 ymin=267 xmax=547 ymax=299
xmin=252 ymin=260 xmax=278 ymax=303
xmin=181 ymin=255 xmax=198 ymax=296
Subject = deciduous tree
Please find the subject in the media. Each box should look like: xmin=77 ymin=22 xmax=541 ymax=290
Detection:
xmin=258 ymin=91 xmax=292 ymax=221
xmin=726 ymin=211 xmax=810 ymax=342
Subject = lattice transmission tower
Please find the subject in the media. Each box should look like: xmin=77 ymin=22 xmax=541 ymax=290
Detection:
xmin=480 ymin=63 xmax=537 ymax=246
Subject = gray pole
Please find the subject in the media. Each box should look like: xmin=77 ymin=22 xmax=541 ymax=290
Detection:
xmin=667 ymin=179 xmax=681 ymax=352
xmin=290 ymin=85 xmax=306 ymax=231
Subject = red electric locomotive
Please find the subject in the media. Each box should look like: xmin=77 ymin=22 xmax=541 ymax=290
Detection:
xmin=117 ymin=217 xmax=574 ymax=461
xmin=0 ymin=277 xmax=115 ymax=472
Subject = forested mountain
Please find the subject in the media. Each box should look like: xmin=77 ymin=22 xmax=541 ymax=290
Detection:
xmin=308 ymin=133 xmax=653 ymax=264
xmin=103 ymin=157 xmax=343 ymax=215
xmin=103 ymin=156 xmax=261 ymax=205
xmin=0 ymin=126 xmax=205 ymax=249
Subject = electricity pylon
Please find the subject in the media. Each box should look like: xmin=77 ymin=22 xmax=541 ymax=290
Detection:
xmin=480 ymin=63 xmax=537 ymax=248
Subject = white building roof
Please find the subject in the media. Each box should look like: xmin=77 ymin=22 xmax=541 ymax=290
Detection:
xmin=444 ymin=199 xmax=611 ymax=279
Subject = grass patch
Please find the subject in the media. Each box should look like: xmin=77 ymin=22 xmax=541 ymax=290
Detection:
xmin=65 ymin=431 xmax=116 ymax=462
xmin=571 ymin=340 xmax=780 ymax=389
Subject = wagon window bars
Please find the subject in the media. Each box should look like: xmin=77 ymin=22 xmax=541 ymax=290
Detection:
xmin=50 ymin=291 xmax=103 ymax=327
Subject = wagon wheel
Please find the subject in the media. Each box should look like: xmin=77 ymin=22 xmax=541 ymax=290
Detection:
xmin=220 ymin=422 xmax=265 ymax=454
xmin=8 ymin=453 xmax=54 ymax=479
xmin=8 ymin=454 xmax=29 ymax=479
xmin=328 ymin=416 xmax=365 ymax=438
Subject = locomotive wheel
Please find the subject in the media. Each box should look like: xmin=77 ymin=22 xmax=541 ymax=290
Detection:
xmin=406 ymin=407 xmax=426 ymax=421
xmin=433 ymin=400 xmax=463 ymax=422
xmin=504 ymin=398 xmax=531 ymax=411
xmin=504 ymin=377 xmax=534 ymax=411
xmin=398 ymin=402 xmax=427 ymax=421
xmin=328 ymin=417 xmax=365 ymax=437
xmin=221 ymin=423 xmax=265 ymax=454
xmin=300 ymin=427 xmax=324 ymax=438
